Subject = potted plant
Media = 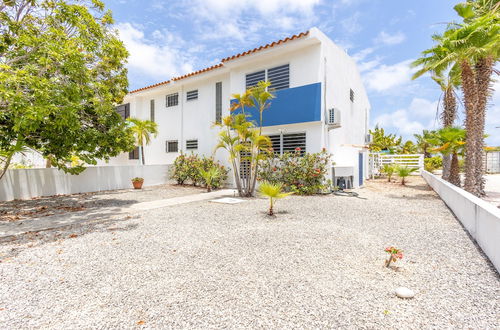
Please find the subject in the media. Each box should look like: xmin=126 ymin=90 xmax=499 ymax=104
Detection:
xmin=131 ymin=177 xmax=144 ymax=189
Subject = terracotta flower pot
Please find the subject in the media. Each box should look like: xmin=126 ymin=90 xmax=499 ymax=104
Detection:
xmin=132 ymin=180 xmax=144 ymax=189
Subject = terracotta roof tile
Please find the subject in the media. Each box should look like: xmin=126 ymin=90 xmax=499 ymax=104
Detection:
xmin=172 ymin=63 xmax=223 ymax=81
xmin=128 ymin=30 xmax=309 ymax=94
xmin=129 ymin=80 xmax=170 ymax=94
xmin=221 ymin=31 xmax=309 ymax=62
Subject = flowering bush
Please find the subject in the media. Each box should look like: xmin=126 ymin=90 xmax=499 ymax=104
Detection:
xmin=384 ymin=246 xmax=403 ymax=267
xmin=171 ymin=154 xmax=228 ymax=189
xmin=258 ymin=149 xmax=331 ymax=195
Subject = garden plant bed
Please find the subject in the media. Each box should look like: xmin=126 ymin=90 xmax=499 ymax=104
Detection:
xmin=0 ymin=177 xmax=498 ymax=328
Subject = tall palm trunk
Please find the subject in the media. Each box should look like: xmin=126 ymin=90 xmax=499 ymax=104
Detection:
xmin=461 ymin=60 xmax=479 ymax=195
xmin=473 ymin=56 xmax=494 ymax=196
xmin=441 ymin=86 xmax=457 ymax=181
xmin=448 ymin=153 xmax=461 ymax=187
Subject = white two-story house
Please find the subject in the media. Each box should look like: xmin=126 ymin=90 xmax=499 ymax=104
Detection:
xmin=108 ymin=27 xmax=371 ymax=188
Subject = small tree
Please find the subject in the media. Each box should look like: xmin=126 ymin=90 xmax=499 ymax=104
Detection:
xmin=430 ymin=127 xmax=466 ymax=187
xmin=0 ymin=0 xmax=133 ymax=180
xmin=396 ymin=166 xmax=418 ymax=185
xmin=381 ymin=164 xmax=396 ymax=182
xmin=215 ymin=81 xmax=274 ymax=197
xmin=258 ymin=182 xmax=293 ymax=216
xmin=127 ymin=118 xmax=158 ymax=165
xmin=200 ymin=167 xmax=221 ymax=192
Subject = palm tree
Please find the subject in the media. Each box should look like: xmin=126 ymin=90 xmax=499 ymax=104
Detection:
xmin=127 ymin=118 xmax=158 ymax=165
xmin=411 ymin=1 xmax=499 ymax=196
xmin=412 ymin=39 xmax=461 ymax=181
xmin=430 ymin=127 xmax=466 ymax=187
xmin=258 ymin=181 xmax=293 ymax=216
xmin=396 ymin=166 xmax=418 ymax=185
xmin=413 ymin=130 xmax=436 ymax=159
xmin=396 ymin=140 xmax=417 ymax=154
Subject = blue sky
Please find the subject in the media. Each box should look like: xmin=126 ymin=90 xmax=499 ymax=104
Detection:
xmin=104 ymin=0 xmax=500 ymax=146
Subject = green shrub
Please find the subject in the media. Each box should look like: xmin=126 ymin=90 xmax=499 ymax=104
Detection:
xmin=424 ymin=156 xmax=442 ymax=173
xmin=258 ymin=149 xmax=331 ymax=195
xmin=380 ymin=164 xmax=396 ymax=182
xmin=171 ymin=154 xmax=228 ymax=189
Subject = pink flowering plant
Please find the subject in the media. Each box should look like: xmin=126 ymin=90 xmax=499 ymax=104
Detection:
xmin=258 ymin=148 xmax=331 ymax=195
xmin=171 ymin=154 xmax=228 ymax=189
xmin=384 ymin=246 xmax=403 ymax=267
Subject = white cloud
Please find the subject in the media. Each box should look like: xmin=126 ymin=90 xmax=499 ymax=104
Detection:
xmin=362 ymin=59 xmax=416 ymax=92
xmin=352 ymin=47 xmax=374 ymax=62
xmin=117 ymin=23 xmax=195 ymax=80
xmin=340 ymin=11 xmax=362 ymax=34
xmin=373 ymin=98 xmax=439 ymax=137
xmin=374 ymin=31 xmax=406 ymax=45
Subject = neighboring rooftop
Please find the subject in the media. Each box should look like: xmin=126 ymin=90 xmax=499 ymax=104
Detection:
xmin=129 ymin=30 xmax=310 ymax=94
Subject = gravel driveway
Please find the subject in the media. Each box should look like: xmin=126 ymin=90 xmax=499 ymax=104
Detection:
xmin=0 ymin=177 xmax=498 ymax=328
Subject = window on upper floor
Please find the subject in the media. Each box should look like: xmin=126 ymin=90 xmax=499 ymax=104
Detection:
xmin=186 ymin=90 xmax=198 ymax=101
xmin=245 ymin=70 xmax=265 ymax=90
xmin=166 ymin=140 xmax=178 ymax=153
xmin=350 ymin=89 xmax=355 ymax=103
xmin=150 ymin=99 xmax=155 ymax=122
xmin=267 ymin=64 xmax=289 ymax=90
xmin=245 ymin=64 xmax=290 ymax=91
xmin=166 ymin=93 xmax=178 ymax=107
xmin=186 ymin=139 xmax=198 ymax=150
xmin=116 ymin=103 xmax=130 ymax=120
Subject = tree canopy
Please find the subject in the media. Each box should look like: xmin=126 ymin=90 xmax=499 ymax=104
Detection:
xmin=0 ymin=0 xmax=133 ymax=179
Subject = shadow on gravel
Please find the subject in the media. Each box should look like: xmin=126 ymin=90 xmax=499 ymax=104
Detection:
xmin=0 ymin=195 xmax=139 ymax=222
xmin=0 ymin=214 xmax=141 ymax=260
xmin=386 ymin=193 xmax=438 ymax=201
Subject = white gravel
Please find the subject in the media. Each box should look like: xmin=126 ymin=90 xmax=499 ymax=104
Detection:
xmin=0 ymin=177 xmax=499 ymax=328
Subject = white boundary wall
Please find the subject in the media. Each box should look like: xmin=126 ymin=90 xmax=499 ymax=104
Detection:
xmin=422 ymin=170 xmax=500 ymax=273
xmin=0 ymin=165 xmax=170 ymax=201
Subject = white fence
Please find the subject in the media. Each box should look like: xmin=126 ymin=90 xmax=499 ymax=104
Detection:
xmin=485 ymin=151 xmax=500 ymax=173
xmin=422 ymin=170 xmax=500 ymax=273
xmin=0 ymin=165 xmax=170 ymax=201
xmin=369 ymin=153 xmax=424 ymax=177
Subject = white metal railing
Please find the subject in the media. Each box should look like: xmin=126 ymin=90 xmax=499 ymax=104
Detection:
xmin=369 ymin=153 xmax=424 ymax=178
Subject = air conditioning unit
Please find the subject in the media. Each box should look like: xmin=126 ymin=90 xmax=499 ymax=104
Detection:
xmin=365 ymin=134 xmax=372 ymax=144
xmin=326 ymin=108 xmax=341 ymax=128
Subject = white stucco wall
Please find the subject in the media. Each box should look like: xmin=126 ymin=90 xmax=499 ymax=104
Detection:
xmin=101 ymin=28 xmax=371 ymax=187
xmin=422 ymin=170 xmax=500 ymax=273
xmin=0 ymin=165 xmax=170 ymax=201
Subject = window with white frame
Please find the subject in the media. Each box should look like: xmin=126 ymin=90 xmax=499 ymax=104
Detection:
xmin=186 ymin=90 xmax=198 ymax=101
xmin=245 ymin=64 xmax=289 ymax=91
xmin=166 ymin=93 xmax=178 ymax=107
xmin=350 ymin=88 xmax=355 ymax=102
xmin=186 ymin=139 xmax=198 ymax=150
xmin=166 ymin=140 xmax=178 ymax=153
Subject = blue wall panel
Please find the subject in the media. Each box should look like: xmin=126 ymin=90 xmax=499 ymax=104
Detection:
xmin=232 ymin=82 xmax=321 ymax=127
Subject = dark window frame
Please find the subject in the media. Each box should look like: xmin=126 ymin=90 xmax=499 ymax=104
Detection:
xmin=150 ymin=99 xmax=155 ymax=122
xmin=186 ymin=90 xmax=198 ymax=101
xmin=186 ymin=139 xmax=198 ymax=150
xmin=129 ymin=146 xmax=139 ymax=160
xmin=166 ymin=93 xmax=179 ymax=107
xmin=215 ymin=82 xmax=222 ymax=124
xmin=166 ymin=140 xmax=179 ymax=153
